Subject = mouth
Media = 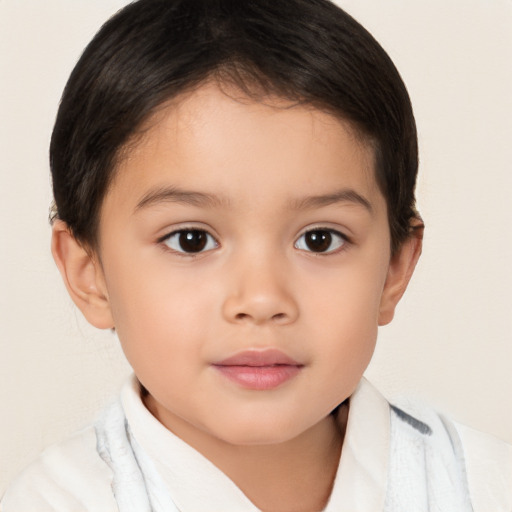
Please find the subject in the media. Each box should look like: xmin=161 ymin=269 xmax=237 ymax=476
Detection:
xmin=212 ymin=349 xmax=304 ymax=390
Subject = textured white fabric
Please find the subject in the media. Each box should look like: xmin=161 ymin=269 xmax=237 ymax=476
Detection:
xmin=95 ymin=401 xmax=179 ymax=512
xmin=0 ymin=425 xmax=118 ymax=512
xmin=385 ymin=407 xmax=473 ymax=511
xmin=2 ymin=377 xmax=511 ymax=511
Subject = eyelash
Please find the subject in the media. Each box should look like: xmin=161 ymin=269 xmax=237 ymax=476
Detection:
xmin=294 ymin=228 xmax=349 ymax=255
xmin=158 ymin=227 xmax=350 ymax=256
xmin=159 ymin=228 xmax=219 ymax=256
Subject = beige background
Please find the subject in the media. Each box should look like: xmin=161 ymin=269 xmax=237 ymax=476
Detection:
xmin=1 ymin=0 xmax=511 ymax=494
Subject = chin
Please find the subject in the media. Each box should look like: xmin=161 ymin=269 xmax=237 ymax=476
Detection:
xmin=212 ymin=416 xmax=308 ymax=447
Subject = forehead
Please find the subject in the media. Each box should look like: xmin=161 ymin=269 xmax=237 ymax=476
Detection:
xmin=107 ymin=83 xmax=383 ymax=216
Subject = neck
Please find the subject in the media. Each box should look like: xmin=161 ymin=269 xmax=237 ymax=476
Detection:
xmin=221 ymin=410 xmax=346 ymax=512
xmin=145 ymin=394 xmax=348 ymax=512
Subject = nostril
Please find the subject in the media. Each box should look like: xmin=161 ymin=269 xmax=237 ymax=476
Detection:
xmin=233 ymin=312 xmax=287 ymax=322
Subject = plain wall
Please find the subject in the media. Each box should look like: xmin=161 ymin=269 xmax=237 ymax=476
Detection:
xmin=1 ymin=0 xmax=511 ymax=494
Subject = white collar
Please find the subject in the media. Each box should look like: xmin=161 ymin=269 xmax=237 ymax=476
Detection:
xmin=121 ymin=375 xmax=390 ymax=511
xmin=324 ymin=377 xmax=389 ymax=511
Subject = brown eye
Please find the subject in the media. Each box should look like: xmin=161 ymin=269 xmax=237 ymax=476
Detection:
xmin=295 ymin=229 xmax=346 ymax=253
xmin=163 ymin=229 xmax=218 ymax=253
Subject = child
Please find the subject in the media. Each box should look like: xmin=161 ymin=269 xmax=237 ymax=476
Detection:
xmin=2 ymin=0 xmax=511 ymax=510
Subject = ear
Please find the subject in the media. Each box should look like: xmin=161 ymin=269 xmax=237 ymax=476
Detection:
xmin=378 ymin=221 xmax=423 ymax=326
xmin=51 ymin=220 xmax=114 ymax=329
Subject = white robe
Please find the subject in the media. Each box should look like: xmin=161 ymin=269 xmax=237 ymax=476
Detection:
xmin=2 ymin=376 xmax=511 ymax=511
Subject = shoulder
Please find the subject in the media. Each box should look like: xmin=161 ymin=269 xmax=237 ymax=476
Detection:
xmin=1 ymin=425 xmax=118 ymax=512
xmin=454 ymin=421 xmax=512 ymax=512
xmin=389 ymin=397 xmax=512 ymax=512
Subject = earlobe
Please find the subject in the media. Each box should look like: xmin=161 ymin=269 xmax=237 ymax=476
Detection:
xmin=378 ymin=222 xmax=423 ymax=326
xmin=51 ymin=220 xmax=114 ymax=329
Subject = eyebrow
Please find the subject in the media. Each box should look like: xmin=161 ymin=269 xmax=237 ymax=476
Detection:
xmin=291 ymin=188 xmax=373 ymax=214
xmin=134 ymin=185 xmax=373 ymax=215
xmin=135 ymin=185 xmax=228 ymax=212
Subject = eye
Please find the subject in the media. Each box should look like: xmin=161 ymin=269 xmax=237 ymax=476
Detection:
xmin=295 ymin=229 xmax=347 ymax=254
xmin=162 ymin=229 xmax=218 ymax=254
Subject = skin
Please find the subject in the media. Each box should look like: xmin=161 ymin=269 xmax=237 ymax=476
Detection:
xmin=52 ymin=82 xmax=421 ymax=511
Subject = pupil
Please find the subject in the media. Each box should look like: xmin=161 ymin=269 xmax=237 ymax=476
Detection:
xmin=179 ymin=231 xmax=207 ymax=252
xmin=306 ymin=231 xmax=332 ymax=252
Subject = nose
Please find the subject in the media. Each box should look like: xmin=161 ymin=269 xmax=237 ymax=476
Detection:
xmin=221 ymin=253 xmax=299 ymax=326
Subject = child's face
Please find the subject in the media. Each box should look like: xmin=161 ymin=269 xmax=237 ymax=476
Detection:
xmin=80 ymin=83 xmax=415 ymax=445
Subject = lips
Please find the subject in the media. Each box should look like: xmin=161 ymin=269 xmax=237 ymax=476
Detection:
xmin=212 ymin=349 xmax=304 ymax=390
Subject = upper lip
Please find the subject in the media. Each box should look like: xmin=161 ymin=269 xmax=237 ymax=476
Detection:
xmin=213 ymin=349 xmax=302 ymax=367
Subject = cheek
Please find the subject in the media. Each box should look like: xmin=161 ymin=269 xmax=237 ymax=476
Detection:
xmin=300 ymin=259 xmax=385 ymax=372
xmin=319 ymin=303 xmax=378 ymax=380
xmin=301 ymin=254 xmax=386 ymax=327
xmin=103 ymin=253 xmax=217 ymax=366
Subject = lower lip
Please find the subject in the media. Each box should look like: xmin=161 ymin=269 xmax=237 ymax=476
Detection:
xmin=213 ymin=365 xmax=302 ymax=390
